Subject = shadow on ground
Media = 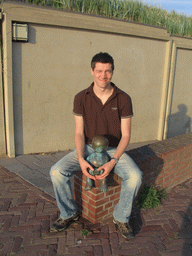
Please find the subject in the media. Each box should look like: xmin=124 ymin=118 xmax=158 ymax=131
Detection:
xmin=126 ymin=145 xmax=164 ymax=235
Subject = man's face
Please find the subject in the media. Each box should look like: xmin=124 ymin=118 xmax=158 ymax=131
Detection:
xmin=91 ymin=62 xmax=113 ymax=89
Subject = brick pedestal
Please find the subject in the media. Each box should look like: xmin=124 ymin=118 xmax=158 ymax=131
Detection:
xmin=74 ymin=172 xmax=122 ymax=223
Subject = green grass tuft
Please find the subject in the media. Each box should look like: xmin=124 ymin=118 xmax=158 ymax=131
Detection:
xmin=81 ymin=228 xmax=92 ymax=237
xmin=136 ymin=185 xmax=167 ymax=209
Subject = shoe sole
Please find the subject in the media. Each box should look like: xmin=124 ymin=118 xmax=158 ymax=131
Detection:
xmin=50 ymin=214 xmax=80 ymax=233
xmin=113 ymin=219 xmax=135 ymax=239
xmin=113 ymin=219 xmax=117 ymax=224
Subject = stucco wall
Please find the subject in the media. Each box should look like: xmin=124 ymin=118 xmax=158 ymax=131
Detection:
xmin=1 ymin=2 xmax=192 ymax=156
xmin=166 ymin=48 xmax=192 ymax=138
xmin=113 ymin=39 xmax=166 ymax=142
xmin=12 ymin=23 xmax=167 ymax=154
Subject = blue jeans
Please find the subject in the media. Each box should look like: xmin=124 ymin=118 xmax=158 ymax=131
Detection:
xmin=50 ymin=145 xmax=142 ymax=223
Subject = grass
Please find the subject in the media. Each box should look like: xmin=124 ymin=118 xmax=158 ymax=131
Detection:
xmin=136 ymin=184 xmax=167 ymax=209
xmin=16 ymin=0 xmax=192 ymax=38
xmin=81 ymin=228 xmax=92 ymax=238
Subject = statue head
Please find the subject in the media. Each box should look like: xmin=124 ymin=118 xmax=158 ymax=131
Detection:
xmin=92 ymin=135 xmax=109 ymax=153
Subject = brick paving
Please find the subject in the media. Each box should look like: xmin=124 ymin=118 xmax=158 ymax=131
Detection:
xmin=0 ymin=165 xmax=192 ymax=256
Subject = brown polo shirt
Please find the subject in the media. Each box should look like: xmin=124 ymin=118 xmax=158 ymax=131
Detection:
xmin=73 ymin=82 xmax=133 ymax=147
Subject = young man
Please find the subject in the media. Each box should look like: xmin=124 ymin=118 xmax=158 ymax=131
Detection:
xmin=50 ymin=52 xmax=142 ymax=239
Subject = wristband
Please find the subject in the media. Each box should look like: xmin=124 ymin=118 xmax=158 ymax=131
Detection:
xmin=111 ymin=157 xmax=119 ymax=164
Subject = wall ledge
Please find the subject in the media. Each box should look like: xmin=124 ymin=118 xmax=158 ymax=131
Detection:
xmin=74 ymin=133 xmax=192 ymax=223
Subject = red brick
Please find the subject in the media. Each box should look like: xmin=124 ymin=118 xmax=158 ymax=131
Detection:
xmin=163 ymin=223 xmax=175 ymax=238
xmin=75 ymin=189 xmax=89 ymax=203
xmin=82 ymin=174 xmax=87 ymax=182
xmin=74 ymin=182 xmax=81 ymax=191
xmin=0 ymin=237 xmax=14 ymax=244
xmin=23 ymin=231 xmax=32 ymax=246
xmin=168 ymin=219 xmax=180 ymax=233
xmin=87 ymin=198 xmax=95 ymax=207
xmin=82 ymin=200 xmax=89 ymax=211
xmin=139 ymin=247 xmax=151 ymax=256
xmin=88 ymin=204 xmax=103 ymax=215
xmin=83 ymin=214 xmax=96 ymax=223
xmin=18 ymin=193 xmax=27 ymax=205
xmin=101 ymin=239 xmax=112 ymax=255
xmin=95 ymin=209 xmax=108 ymax=220
xmin=109 ymin=232 xmax=119 ymax=249
xmin=74 ymin=175 xmax=82 ymax=183
xmin=87 ymin=232 xmax=109 ymax=239
xmin=95 ymin=192 xmax=105 ymax=200
xmin=113 ymin=198 xmax=119 ymax=205
xmin=57 ymin=237 xmax=67 ymax=254
xmin=105 ymin=190 xmax=113 ymax=196
xmin=74 ymin=188 xmax=81 ymax=198
xmin=88 ymin=210 xmax=96 ymax=221
xmin=11 ymin=215 xmax=20 ymax=227
xmin=12 ymin=236 xmax=23 ymax=253
xmin=20 ymin=209 xmax=30 ymax=222
xmin=1 ymin=242 xmax=14 ymax=256
xmin=81 ymin=206 xmax=88 ymax=215
xmin=162 ymin=180 xmax=172 ymax=188
xmin=104 ymin=202 xmax=113 ymax=209
xmin=164 ymin=176 xmax=169 ymax=182
xmin=142 ymin=225 xmax=162 ymax=231
xmin=114 ymin=186 xmax=121 ymax=193
xmin=2 ymin=218 xmax=12 ymax=232
xmin=81 ymin=239 xmax=101 ymax=245
xmin=155 ymin=178 xmax=163 ymax=186
xmin=82 ymin=193 xmax=89 ymax=203
xmin=66 ymin=229 xmax=75 ymax=245
xmin=80 ymin=189 xmax=97 ymax=199
xmin=24 ymin=245 xmax=47 ymax=252
xmin=146 ymin=241 xmax=161 ymax=255
xmin=174 ymin=176 xmax=184 ymax=183
xmin=68 ymin=245 xmax=93 ymax=254
xmin=110 ymin=193 xmax=120 ymax=201
xmin=89 ymin=197 xmax=109 ymax=207
xmin=108 ymin=207 xmax=115 ymax=214
xmin=92 ymin=245 xmax=103 ymax=255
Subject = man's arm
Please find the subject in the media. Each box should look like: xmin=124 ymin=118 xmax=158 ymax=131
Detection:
xmin=74 ymin=115 xmax=95 ymax=180
xmin=111 ymin=117 xmax=131 ymax=160
xmin=96 ymin=117 xmax=131 ymax=179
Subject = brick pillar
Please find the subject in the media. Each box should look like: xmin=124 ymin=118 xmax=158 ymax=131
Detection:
xmin=74 ymin=172 xmax=122 ymax=223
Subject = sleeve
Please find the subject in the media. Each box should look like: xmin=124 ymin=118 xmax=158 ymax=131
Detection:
xmin=73 ymin=92 xmax=83 ymax=116
xmin=120 ymin=93 xmax=133 ymax=118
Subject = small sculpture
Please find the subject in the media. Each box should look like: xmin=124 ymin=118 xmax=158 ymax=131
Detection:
xmin=85 ymin=135 xmax=110 ymax=192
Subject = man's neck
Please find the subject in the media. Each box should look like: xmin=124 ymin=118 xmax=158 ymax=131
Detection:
xmin=93 ymin=83 xmax=114 ymax=105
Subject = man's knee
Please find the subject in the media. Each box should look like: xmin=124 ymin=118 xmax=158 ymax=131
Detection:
xmin=50 ymin=168 xmax=65 ymax=185
xmin=129 ymin=170 xmax=142 ymax=187
xmin=50 ymin=167 xmax=59 ymax=178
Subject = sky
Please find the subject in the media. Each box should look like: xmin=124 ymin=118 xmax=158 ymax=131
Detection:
xmin=141 ymin=0 xmax=192 ymax=16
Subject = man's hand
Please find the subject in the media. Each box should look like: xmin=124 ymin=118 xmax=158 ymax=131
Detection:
xmin=79 ymin=158 xmax=95 ymax=180
xmin=95 ymin=160 xmax=116 ymax=180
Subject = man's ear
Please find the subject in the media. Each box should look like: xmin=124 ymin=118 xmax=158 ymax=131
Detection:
xmin=91 ymin=68 xmax=94 ymax=76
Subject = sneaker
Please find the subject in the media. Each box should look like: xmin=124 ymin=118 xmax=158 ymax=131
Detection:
xmin=50 ymin=212 xmax=80 ymax=233
xmin=113 ymin=218 xmax=135 ymax=239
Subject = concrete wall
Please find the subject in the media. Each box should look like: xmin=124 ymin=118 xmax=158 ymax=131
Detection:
xmin=1 ymin=2 xmax=192 ymax=157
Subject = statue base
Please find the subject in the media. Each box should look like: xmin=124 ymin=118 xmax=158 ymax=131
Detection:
xmin=74 ymin=172 xmax=122 ymax=224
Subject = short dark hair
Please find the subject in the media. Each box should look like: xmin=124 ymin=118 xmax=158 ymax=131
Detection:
xmin=91 ymin=52 xmax=114 ymax=71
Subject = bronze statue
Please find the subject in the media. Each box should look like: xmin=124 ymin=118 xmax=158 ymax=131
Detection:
xmin=85 ymin=135 xmax=110 ymax=192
